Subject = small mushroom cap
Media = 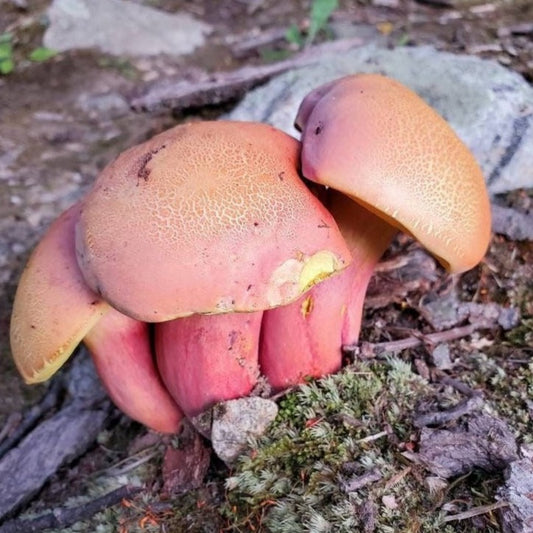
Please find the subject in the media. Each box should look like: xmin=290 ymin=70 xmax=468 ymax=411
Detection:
xmin=76 ymin=121 xmax=351 ymax=322
xmin=10 ymin=203 xmax=108 ymax=384
xmin=298 ymin=74 xmax=491 ymax=273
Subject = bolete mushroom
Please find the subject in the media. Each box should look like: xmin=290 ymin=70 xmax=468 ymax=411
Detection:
xmin=75 ymin=121 xmax=350 ymax=418
xmin=10 ymin=203 xmax=183 ymax=433
xmin=260 ymin=73 xmax=491 ymax=389
xmin=11 ymin=121 xmax=351 ymax=429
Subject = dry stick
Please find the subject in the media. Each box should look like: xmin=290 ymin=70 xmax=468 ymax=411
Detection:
xmin=442 ymin=500 xmax=509 ymax=523
xmin=0 ymin=379 xmax=63 ymax=460
xmin=129 ymin=37 xmax=364 ymax=112
xmin=413 ymin=394 xmax=485 ymax=428
xmin=231 ymin=26 xmax=292 ymax=57
xmin=0 ymin=485 xmax=143 ymax=533
xmin=342 ymin=468 xmax=382 ymax=493
xmin=344 ymin=323 xmax=485 ymax=358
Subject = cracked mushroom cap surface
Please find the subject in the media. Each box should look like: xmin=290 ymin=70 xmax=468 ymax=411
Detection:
xmin=297 ymin=74 xmax=491 ymax=273
xmin=10 ymin=203 xmax=109 ymax=383
xmin=76 ymin=121 xmax=351 ymax=322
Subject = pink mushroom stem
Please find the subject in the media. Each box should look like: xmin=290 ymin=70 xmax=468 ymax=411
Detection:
xmin=260 ymin=191 xmax=396 ymax=390
xmin=84 ymin=308 xmax=183 ymax=434
xmin=155 ymin=311 xmax=262 ymax=418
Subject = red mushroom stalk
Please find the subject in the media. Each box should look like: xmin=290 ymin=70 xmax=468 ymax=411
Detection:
xmin=260 ymin=192 xmax=395 ymax=390
xmin=85 ymin=308 xmax=183 ymax=432
xmin=155 ymin=311 xmax=262 ymax=418
xmin=261 ymin=73 xmax=491 ymax=390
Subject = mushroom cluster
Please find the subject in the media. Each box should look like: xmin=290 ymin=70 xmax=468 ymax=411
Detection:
xmin=10 ymin=74 xmax=491 ymax=434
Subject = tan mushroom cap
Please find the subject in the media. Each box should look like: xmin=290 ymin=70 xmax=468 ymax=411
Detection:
xmin=10 ymin=203 xmax=109 ymax=384
xmin=76 ymin=121 xmax=351 ymax=322
xmin=298 ymin=74 xmax=491 ymax=273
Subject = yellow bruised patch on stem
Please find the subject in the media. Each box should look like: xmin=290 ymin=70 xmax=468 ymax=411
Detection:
xmin=300 ymin=295 xmax=314 ymax=318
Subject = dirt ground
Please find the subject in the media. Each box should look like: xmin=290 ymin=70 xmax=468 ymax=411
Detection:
xmin=0 ymin=0 xmax=532 ymax=532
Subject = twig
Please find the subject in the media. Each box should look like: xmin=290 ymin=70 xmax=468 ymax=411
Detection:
xmin=0 ymin=414 xmax=22 ymax=445
xmin=0 ymin=485 xmax=143 ymax=533
xmin=341 ymin=468 xmax=382 ymax=492
xmin=230 ymin=27 xmax=293 ymax=57
xmin=130 ymin=37 xmax=364 ymax=112
xmin=0 ymin=379 xmax=63 ymax=460
xmin=356 ymin=431 xmax=388 ymax=444
xmin=344 ymin=323 xmax=486 ymax=358
xmin=413 ymin=394 xmax=485 ymax=428
xmin=442 ymin=500 xmax=509 ymax=523
xmin=438 ymin=376 xmax=478 ymax=397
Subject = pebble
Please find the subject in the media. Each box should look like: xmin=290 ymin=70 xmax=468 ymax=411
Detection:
xmin=211 ymin=397 xmax=278 ymax=464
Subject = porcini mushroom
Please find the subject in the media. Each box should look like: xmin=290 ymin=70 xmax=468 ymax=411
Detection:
xmin=75 ymin=121 xmax=350 ymax=417
xmin=11 ymin=121 xmax=351 ymax=430
xmin=260 ymin=73 xmax=491 ymax=389
xmin=10 ymin=203 xmax=183 ymax=433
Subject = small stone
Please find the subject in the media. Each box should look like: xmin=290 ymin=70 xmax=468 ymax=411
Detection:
xmin=381 ymin=494 xmax=399 ymax=509
xmin=211 ymin=397 xmax=278 ymax=464
xmin=431 ymin=343 xmax=453 ymax=370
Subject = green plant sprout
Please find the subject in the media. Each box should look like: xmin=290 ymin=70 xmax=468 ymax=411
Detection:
xmin=0 ymin=32 xmax=56 ymax=75
xmin=29 ymin=47 xmax=57 ymax=62
xmin=0 ymin=33 xmax=14 ymax=75
xmin=286 ymin=0 xmax=339 ymax=48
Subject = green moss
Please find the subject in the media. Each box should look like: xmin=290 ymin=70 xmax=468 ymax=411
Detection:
xmin=217 ymin=356 xmax=524 ymax=532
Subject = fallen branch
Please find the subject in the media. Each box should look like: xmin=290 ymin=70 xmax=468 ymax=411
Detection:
xmin=0 ymin=402 xmax=110 ymax=522
xmin=130 ymin=37 xmax=364 ymax=112
xmin=344 ymin=323 xmax=487 ymax=358
xmin=0 ymin=352 xmax=112 ymax=522
xmin=0 ymin=379 xmax=63 ymax=460
xmin=0 ymin=485 xmax=143 ymax=533
xmin=413 ymin=394 xmax=485 ymax=428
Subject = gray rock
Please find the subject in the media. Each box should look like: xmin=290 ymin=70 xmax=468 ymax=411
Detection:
xmin=498 ymin=456 xmax=533 ymax=533
xmin=211 ymin=397 xmax=278 ymax=464
xmin=44 ymin=0 xmax=211 ymax=57
xmin=228 ymin=45 xmax=533 ymax=195
xmin=412 ymin=414 xmax=518 ymax=478
xmin=492 ymin=204 xmax=533 ymax=241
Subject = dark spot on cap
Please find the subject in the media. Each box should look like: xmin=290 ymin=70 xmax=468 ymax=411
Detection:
xmin=136 ymin=143 xmax=167 ymax=184
xmin=314 ymin=121 xmax=324 ymax=135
